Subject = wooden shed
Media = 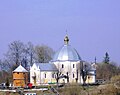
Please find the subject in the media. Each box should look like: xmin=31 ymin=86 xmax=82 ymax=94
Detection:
xmin=13 ymin=65 xmax=28 ymax=87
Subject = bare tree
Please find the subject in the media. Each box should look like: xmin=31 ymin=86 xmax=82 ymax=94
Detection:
xmin=0 ymin=59 xmax=2 ymax=71
xmin=5 ymin=41 xmax=25 ymax=66
xmin=80 ymin=61 xmax=90 ymax=85
xmin=26 ymin=42 xmax=35 ymax=66
xmin=2 ymin=41 xmax=27 ymax=71
xmin=35 ymin=45 xmax=54 ymax=63
xmin=0 ymin=59 xmax=13 ymax=83
xmin=21 ymin=42 xmax=35 ymax=70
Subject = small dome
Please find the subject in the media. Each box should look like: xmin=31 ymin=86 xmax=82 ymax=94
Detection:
xmin=52 ymin=35 xmax=81 ymax=61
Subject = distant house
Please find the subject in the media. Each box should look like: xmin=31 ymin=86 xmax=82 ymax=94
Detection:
xmin=13 ymin=65 xmax=28 ymax=87
xmin=30 ymin=35 xmax=96 ymax=85
xmin=25 ymin=93 xmax=36 ymax=95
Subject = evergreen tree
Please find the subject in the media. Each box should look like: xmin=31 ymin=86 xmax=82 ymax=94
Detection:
xmin=103 ymin=52 xmax=110 ymax=64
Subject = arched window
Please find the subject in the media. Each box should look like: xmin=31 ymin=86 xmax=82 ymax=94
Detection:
xmin=45 ymin=74 xmax=46 ymax=78
xmin=73 ymin=64 xmax=75 ymax=68
xmin=52 ymin=73 xmax=54 ymax=78
xmin=62 ymin=64 xmax=64 ymax=68
xmin=73 ymin=73 xmax=74 ymax=78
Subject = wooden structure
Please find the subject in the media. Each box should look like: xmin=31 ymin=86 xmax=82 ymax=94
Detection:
xmin=13 ymin=65 xmax=28 ymax=87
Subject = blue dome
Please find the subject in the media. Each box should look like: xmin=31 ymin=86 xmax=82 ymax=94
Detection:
xmin=52 ymin=35 xmax=81 ymax=62
xmin=52 ymin=44 xmax=81 ymax=61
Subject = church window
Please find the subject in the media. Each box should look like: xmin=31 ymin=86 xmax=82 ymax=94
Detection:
xmin=63 ymin=79 xmax=65 ymax=82
xmin=45 ymin=74 xmax=46 ymax=78
xmin=73 ymin=64 xmax=75 ymax=68
xmin=66 ymin=72 xmax=68 ymax=76
xmin=73 ymin=73 xmax=74 ymax=78
xmin=52 ymin=73 xmax=54 ymax=78
xmin=62 ymin=64 xmax=64 ymax=68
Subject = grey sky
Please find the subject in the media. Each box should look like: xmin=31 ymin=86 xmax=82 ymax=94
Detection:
xmin=0 ymin=0 xmax=120 ymax=64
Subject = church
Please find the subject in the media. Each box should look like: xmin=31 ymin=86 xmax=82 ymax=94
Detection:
xmin=30 ymin=35 xmax=96 ymax=86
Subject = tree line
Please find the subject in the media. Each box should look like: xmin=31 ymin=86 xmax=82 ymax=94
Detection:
xmin=96 ymin=52 xmax=120 ymax=81
xmin=0 ymin=41 xmax=120 ymax=83
xmin=0 ymin=41 xmax=54 ymax=83
xmin=0 ymin=41 xmax=54 ymax=71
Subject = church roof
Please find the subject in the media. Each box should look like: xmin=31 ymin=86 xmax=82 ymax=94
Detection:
xmin=52 ymin=35 xmax=81 ymax=62
xmin=35 ymin=63 xmax=58 ymax=71
xmin=13 ymin=65 xmax=28 ymax=72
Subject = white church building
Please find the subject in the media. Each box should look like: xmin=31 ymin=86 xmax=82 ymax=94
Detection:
xmin=30 ymin=35 xmax=96 ymax=86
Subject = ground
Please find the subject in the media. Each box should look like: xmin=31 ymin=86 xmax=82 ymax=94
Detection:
xmin=0 ymin=82 xmax=120 ymax=95
xmin=58 ymin=83 xmax=120 ymax=95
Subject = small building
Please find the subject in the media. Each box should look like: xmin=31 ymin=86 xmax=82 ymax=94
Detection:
xmin=13 ymin=65 xmax=28 ymax=87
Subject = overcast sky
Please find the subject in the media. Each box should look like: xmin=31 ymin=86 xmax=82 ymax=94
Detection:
xmin=0 ymin=0 xmax=120 ymax=64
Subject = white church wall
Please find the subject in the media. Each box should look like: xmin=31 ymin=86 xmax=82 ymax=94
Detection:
xmin=40 ymin=71 xmax=56 ymax=84
xmin=30 ymin=64 xmax=40 ymax=86
xmin=30 ymin=62 xmax=96 ymax=85
xmin=53 ymin=61 xmax=81 ymax=83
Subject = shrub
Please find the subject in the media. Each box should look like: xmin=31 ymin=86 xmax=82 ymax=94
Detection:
xmin=111 ymin=75 xmax=120 ymax=83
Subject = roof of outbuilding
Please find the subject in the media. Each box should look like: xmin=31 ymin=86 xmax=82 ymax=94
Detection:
xmin=35 ymin=63 xmax=58 ymax=71
xmin=13 ymin=65 xmax=28 ymax=72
